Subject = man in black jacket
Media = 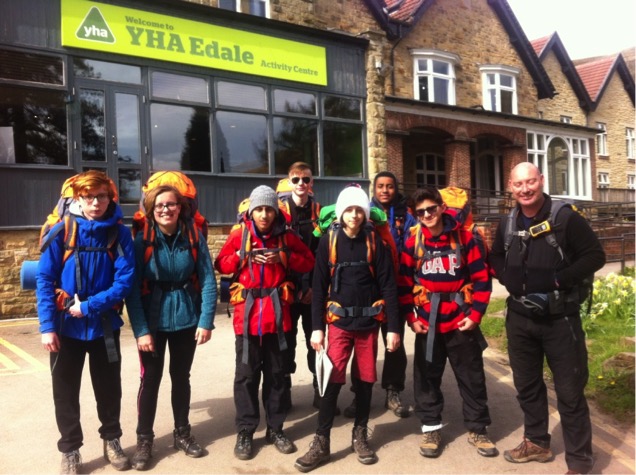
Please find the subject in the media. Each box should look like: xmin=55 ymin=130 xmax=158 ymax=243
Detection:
xmin=489 ymin=162 xmax=605 ymax=475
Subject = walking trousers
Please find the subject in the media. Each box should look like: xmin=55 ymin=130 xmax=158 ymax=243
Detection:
xmin=234 ymin=333 xmax=289 ymax=433
xmin=413 ymin=329 xmax=491 ymax=433
xmin=506 ymin=309 xmax=593 ymax=474
xmin=136 ymin=326 xmax=197 ymax=437
xmin=51 ymin=331 xmax=123 ymax=453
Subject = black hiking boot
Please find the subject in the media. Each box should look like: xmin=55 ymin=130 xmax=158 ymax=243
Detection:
xmin=131 ymin=435 xmax=154 ymax=470
xmin=174 ymin=425 xmax=203 ymax=458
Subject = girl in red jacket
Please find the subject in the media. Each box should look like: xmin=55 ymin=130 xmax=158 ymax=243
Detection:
xmin=214 ymin=185 xmax=314 ymax=461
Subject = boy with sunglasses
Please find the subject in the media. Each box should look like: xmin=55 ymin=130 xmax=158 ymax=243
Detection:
xmin=398 ymin=187 xmax=496 ymax=459
xmin=278 ymin=162 xmax=324 ymax=409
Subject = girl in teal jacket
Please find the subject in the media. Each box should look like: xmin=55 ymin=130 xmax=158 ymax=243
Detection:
xmin=126 ymin=184 xmax=217 ymax=469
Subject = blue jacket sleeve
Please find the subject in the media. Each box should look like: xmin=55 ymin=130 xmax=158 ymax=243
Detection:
xmin=125 ymin=233 xmax=150 ymax=338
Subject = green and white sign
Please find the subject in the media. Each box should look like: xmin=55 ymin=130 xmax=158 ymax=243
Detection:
xmin=61 ymin=0 xmax=328 ymax=85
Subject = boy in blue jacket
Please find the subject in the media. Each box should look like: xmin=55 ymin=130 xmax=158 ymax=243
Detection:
xmin=37 ymin=170 xmax=135 ymax=474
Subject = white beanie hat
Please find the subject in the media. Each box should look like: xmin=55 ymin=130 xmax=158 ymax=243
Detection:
xmin=335 ymin=185 xmax=370 ymax=222
xmin=248 ymin=185 xmax=279 ymax=216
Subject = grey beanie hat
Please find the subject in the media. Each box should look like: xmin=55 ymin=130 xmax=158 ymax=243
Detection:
xmin=248 ymin=185 xmax=279 ymax=216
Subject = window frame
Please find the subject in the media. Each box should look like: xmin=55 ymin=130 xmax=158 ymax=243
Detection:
xmin=626 ymin=127 xmax=635 ymax=160
xmin=410 ymin=49 xmax=458 ymax=105
xmin=218 ymin=0 xmax=270 ymax=18
xmin=627 ymin=174 xmax=635 ymax=190
xmin=480 ymin=65 xmax=519 ymax=114
xmin=596 ymin=122 xmax=608 ymax=156
xmin=597 ymin=171 xmax=610 ymax=188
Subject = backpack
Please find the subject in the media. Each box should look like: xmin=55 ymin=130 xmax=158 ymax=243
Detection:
xmin=504 ymin=200 xmax=594 ymax=313
xmin=411 ymin=187 xmax=489 ymax=273
xmin=131 ymin=171 xmax=208 ymax=299
xmin=39 ymin=174 xmax=123 ymax=294
xmin=313 ymin=203 xmax=400 ymax=282
xmin=276 ymin=178 xmax=321 ymax=234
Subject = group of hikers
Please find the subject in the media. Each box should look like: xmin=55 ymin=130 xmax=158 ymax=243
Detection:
xmin=36 ymin=161 xmax=605 ymax=475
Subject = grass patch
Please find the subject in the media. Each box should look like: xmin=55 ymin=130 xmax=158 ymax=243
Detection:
xmin=480 ymin=269 xmax=636 ymax=423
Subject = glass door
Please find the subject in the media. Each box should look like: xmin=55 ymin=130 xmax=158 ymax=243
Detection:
xmin=74 ymin=80 xmax=147 ymax=217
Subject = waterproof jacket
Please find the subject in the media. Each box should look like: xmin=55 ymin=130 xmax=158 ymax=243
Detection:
xmin=489 ymin=193 xmax=606 ymax=297
xmin=214 ymin=215 xmax=314 ymax=336
xmin=36 ymin=201 xmax=135 ymax=340
xmin=398 ymin=213 xmax=492 ymax=332
xmin=312 ymin=225 xmax=400 ymax=334
xmin=126 ymin=224 xmax=217 ymax=338
xmin=371 ymin=193 xmax=417 ymax=254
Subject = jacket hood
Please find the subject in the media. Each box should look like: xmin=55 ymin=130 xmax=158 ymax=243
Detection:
xmin=419 ymin=212 xmax=460 ymax=240
xmin=69 ymin=200 xmax=123 ymax=226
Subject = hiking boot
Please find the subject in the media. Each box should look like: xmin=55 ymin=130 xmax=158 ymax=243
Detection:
xmin=343 ymin=397 xmax=356 ymax=418
xmin=385 ymin=389 xmax=409 ymax=418
xmin=60 ymin=450 xmax=81 ymax=475
xmin=266 ymin=427 xmax=297 ymax=454
xmin=351 ymin=426 xmax=378 ymax=465
xmin=234 ymin=429 xmax=254 ymax=461
xmin=131 ymin=436 xmax=153 ymax=470
xmin=468 ymin=431 xmax=499 ymax=457
xmin=503 ymin=438 xmax=554 ymax=464
xmin=419 ymin=430 xmax=442 ymax=458
xmin=103 ymin=438 xmax=130 ymax=471
xmin=173 ymin=425 xmax=203 ymax=458
xmin=294 ymin=434 xmax=330 ymax=473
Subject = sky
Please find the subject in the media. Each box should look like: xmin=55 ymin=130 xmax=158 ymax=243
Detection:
xmin=506 ymin=0 xmax=636 ymax=60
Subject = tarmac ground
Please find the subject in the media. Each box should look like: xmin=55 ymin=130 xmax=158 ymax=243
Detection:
xmin=0 ymin=262 xmax=633 ymax=474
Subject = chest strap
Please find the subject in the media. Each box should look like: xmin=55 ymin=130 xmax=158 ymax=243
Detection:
xmin=241 ymin=287 xmax=287 ymax=364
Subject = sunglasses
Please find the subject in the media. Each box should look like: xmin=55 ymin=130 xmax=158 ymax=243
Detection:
xmin=415 ymin=205 xmax=439 ymax=217
xmin=291 ymin=176 xmax=311 ymax=185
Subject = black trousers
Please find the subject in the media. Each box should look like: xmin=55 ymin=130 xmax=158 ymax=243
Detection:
xmin=316 ymin=377 xmax=373 ymax=437
xmin=234 ymin=333 xmax=289 ymax=433
xmin=506 ymin=309 xmax=593 ymax=474
xmin=136 ymin=326 xmax=197 ymax=437
xmin=51 ymin=332 xmax=123 ymax=453
xmin=286 ymin=302 xmax=316 ymax=379
xmin=413 ymin=329 xmax=491 ymax=433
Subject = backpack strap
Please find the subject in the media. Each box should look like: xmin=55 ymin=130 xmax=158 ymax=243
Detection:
xmin=327 ymin=226 xmax=376 ymax=294
xmin=413 ymin=224 xmax=462 ymax=273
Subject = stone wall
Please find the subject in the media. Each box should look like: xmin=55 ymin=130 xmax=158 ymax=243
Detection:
xmin=588 ymin=73 xmax=636 ymax=189
xmin=0 ymin=227 xmax=233 ymax=321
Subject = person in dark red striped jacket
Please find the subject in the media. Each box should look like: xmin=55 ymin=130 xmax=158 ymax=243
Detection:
xmin=398 ymin=187 xmax=497 ymax=460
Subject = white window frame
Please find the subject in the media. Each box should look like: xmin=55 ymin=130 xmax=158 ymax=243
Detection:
xmin=560 ymin=115 xmax=572 ymax=124
xmin=410 ymin=49 xmax=458 ymax=105
xmin=597 ymin=172 xmax=610 ymax=188
xmin=480 ymin=65 xmax=519 ymax=114
xmin=218 ymin=0 xmax=269 ymax=17
xmin=596 ymin=122 xmax=608 ymax=156
xmin=527 ymin=131 xmax=592 ymax=200
xmin=626 ymin=127 xmax=635 ymax=159
xmin=627 ymin=174 xmax=636 ymax=190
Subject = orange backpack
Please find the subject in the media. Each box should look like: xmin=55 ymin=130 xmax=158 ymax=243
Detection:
xmin=132 ymin=171 xmax=208 ymax=295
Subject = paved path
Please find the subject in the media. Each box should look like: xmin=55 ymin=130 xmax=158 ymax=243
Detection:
xmin=0 ymin=262 xmax=633 ymax=474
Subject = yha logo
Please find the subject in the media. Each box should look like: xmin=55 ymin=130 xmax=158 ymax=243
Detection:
xmin=75 ymin=7 xmax=116 ymax=44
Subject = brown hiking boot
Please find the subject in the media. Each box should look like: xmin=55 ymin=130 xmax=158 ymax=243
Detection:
xmin=419 ymin=430 xmax=442 ymax=458
xmin=468 ymin=431 xmax=499 ymax=457
xmin=294 ymin=434 xmax=330 ymax=473
xmin=351 ymin=426 xmax=378 ymax=465
xmin=503 ymin=438 xmax=554 ymax=463
xmin=385 ymin=389 xmax=409 ymax=418
xmin=60 ymin=450 xmax=82 ymax=475
xmin=103 ymin=438 xmax=130 ymax=471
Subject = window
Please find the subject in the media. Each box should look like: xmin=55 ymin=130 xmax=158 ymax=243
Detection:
xmin=74 ymin=58 xmax=141 ymax=84
xmin=626 ymin=128 xmax=635 ymax=159
xmin=547 ymin=138 xmax=569 ymax=195
xmin=560 ymin=116 xmax=572 ymax=124
xmin=218 ymin=0 xmax=269 ymax=17
xmin=598 ymin=172 xmax=610 ymax=188
xmin=323 ymin=95 xmax=363 ymax=177
xmin=628 ymin=174 xmax=635 ymax=190
xmin=415 ymin=153 xmax=446 ymax=187
xmin=596 ymin=123 xmax=608 ymax=156
xmin=480 ymin=65 xmax=519 ymax=114
xmin=151 ymin=72 xmax=208 ymax=103
xmin=411 ymin=50 xmax=458 ymax=105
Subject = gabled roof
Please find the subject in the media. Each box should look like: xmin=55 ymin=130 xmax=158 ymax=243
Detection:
xmin=363 ymin=0 xmax=556 ymax=99
xmin=531 ymin=32 xmax=593 ymax=111
xmin=576 ymin=54 xmax=636 ymax=107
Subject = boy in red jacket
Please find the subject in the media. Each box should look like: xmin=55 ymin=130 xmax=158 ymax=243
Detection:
xmin=215 ymin=185 xmax=314 ymax=461
xmin=399 ymin=187 xmax=496 ymax=459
